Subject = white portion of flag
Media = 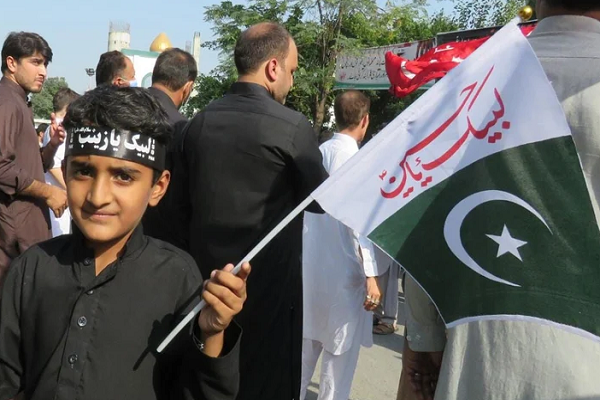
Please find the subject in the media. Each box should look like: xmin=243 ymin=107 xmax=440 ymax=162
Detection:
xmin=312 ymin=21 xmax=571 ymax=236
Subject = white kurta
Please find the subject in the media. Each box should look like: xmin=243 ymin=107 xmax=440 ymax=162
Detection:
xmin=302 ymin=133 xmax=380 ymax=355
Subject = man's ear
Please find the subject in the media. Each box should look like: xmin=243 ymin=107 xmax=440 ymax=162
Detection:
xmin=148 ymin=170 xmax=171 ymax=207
xmin=265 ymin=58 xmax=279 ymax=82
xmin=362 ymin=114 xmax=370 ymax=129
xmin=6 ymin=56 xmax=18 ymax=74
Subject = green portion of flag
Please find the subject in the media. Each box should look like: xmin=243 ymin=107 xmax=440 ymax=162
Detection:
xmin=369 ymin=136 xmax=600 ymax=336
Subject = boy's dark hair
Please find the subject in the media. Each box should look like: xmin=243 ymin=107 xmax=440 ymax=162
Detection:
xmin=1 ymin=32 xmax=53 ymax=73
xmin=234 ymin=22 xmax=292 ymax=75
xmin=53 ymin=88 xmax=80 ymax=113
xmin=334 ymin=90 xmax=370 ymax=131
xmin=152 ymin=48 xmax=198 ymax=91
xmin=36 ymin=123 xmax=48 ymax=134
xmin=63 ymin=85 xmax=172 ymax=147
xmin=546 ymin=0 xmax=600 ymax=10
xmin=63 ymin=86 xmax=172 ymax=182
xmin=95 ymin=51 xmax=128 ymax=86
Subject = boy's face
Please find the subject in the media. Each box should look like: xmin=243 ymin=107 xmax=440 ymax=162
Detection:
xmin=63 ymin=154 xmax=169 ymax=245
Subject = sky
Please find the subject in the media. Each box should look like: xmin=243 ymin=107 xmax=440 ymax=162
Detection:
xmin=0 ymin=0 xmax=452 ymax=94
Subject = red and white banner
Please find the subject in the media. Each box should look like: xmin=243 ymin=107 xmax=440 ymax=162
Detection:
xmin=386 ymin=25 xmax=537 ymax=98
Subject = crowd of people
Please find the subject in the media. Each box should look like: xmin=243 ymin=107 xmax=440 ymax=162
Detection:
xmin=0 ymin=0 xmax=599 ymax=399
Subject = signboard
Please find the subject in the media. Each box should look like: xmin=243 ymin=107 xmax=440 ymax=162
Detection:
xmin=334 ymin=39 xmax=434 ymax=90
xmin=122 ymin=49 xmax=159 ymax=89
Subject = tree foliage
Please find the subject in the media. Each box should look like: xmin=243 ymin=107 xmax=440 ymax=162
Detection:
xmin=452 ymin=0 xmax=528 ymax=29
xmin=188 ymin=0 xmax=524 ymax=138
xmin=31 ymin=77 xmax=68 ymax=119
xmin=193 ymin=0 xmax=458 ymax=138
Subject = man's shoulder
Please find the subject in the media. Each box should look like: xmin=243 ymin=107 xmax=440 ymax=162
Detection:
xmin=204 ymin=92 xmax=310 ymax=129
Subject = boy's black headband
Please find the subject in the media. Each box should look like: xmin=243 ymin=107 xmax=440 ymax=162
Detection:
xmin=66 ymin=127 xmax=166 ymax=171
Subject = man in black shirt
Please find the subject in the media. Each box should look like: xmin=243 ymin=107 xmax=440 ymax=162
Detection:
xmin=143 ymin=48 xmax=198 ymax=250
xmin=183 ymin=22 xmax=328 ymax=400
xmin=0 ymin=85 xmax=250 ymax=400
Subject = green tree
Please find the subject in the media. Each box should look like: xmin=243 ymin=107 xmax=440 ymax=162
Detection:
xmin=452 ymin=0 xmax=528 ymax=29
xmin=184 ymin=72 xmax=235 ymax=117
xmin=31 ymin=77 xmax=68 ymax=119
xmin=195 ymin=0 xmax=457 ymax=137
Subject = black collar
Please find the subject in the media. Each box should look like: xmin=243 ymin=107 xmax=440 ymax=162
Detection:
xmin=228 ymin=82 xmax=274 ymax=99
xmin=71 ymin=223 xmax=147 ymax=262
xmin=148 ymin=87 xmax=178 ymax=110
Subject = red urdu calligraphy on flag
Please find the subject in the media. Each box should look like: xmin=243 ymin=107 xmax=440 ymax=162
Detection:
xmin=386 ymin=24 xmax=537 ymax=98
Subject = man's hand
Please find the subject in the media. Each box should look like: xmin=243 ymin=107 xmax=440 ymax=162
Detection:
xmin=363 ymin=276 xmax=381 ymax=311
xmin=403 ymin=339 xmax=443 ymax=400
xmin=46 ymin=185 xmax=68 ymax=218
xmin=198 ymin=262 xmax=250 ymax=336
xmin=48 ymin=112 xmax=66 ymax=148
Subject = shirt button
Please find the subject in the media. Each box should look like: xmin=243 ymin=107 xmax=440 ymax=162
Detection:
xmin=83 ymin=258 xmax=93 ymax=266
xmin=77 ymin=316 xmax=88 ymax=327
xmin=86 ymin=289 xmax=94 ymax=295
xmin=68 ymin=354 xmax=78 ymax=364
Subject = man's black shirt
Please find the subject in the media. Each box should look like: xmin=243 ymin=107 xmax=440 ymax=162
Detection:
xmin=143 ymin=87 xmax=191 ymax=250
xmin=0 ymin=225 xmax=240 ymax=400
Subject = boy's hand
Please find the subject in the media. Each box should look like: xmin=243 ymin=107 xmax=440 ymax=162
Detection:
xmin=197 ymin=262 xmax=250 ymax=337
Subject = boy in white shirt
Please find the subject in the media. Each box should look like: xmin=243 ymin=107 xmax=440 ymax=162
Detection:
xmin=42 ymin=87 xmax=80 ymax=236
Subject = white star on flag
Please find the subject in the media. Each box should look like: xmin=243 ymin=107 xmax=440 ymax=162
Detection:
xmin=487 ymin=225 xmax=528 ymax=261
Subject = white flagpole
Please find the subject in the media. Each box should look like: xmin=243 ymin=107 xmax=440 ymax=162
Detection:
xmin=157 ymin=195 xmax=316 ymax=353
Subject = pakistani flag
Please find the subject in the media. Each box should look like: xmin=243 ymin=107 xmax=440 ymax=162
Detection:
xmin=312 ymin=21 xmax=600 ymax=341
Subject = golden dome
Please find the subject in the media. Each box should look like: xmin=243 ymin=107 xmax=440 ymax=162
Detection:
xmin=150 ymin=33 xmax=173 ymax=53
xmin=519 ymin=5 xmax=534 ymax=22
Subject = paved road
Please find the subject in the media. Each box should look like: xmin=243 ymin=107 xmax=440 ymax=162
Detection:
xmin=306 ymin=285 xmax=406 ymax=400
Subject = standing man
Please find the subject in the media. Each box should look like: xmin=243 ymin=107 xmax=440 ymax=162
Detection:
xmin=0 ymin=32 xmax=67 ymax=285
xmin=143 ymin=47 xmax=197 ymax=250
xmin=183 ymin=22 xmax=328 ymax=400
xmin=301 ymin=91 xmax=382 ymax=400
xmin=402 ymin=1 xmax=600 ymax=399
xmin=95 ymin=50 xmax=136 ymax=87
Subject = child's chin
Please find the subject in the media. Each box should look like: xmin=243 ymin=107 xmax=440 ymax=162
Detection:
xmin=78 ymin=224 xmax=121 ymax=243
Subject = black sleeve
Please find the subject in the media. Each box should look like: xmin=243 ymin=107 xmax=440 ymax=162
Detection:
xmin=179 ymin=322 xmax=242 ymax=400
xmin=0 ymin=258 xmax=24 ymax=399
xmin=288 ymin=117 xmax=329 ymax=213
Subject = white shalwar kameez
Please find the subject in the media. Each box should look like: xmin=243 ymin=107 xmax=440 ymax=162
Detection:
xmin=301 ymin=133 xmax=381 ymax=400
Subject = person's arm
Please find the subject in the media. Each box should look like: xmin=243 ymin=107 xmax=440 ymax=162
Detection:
xmin=404 ymin=275 xmax=446 ymax=352
xmin=0 ymin=258 xmax=25 ymax=398
xmin=40 ymin=114 xmax=66 ymax=172
xmin=48 ymin=169 xmax=66 ymax=190
xmin=179 ymin=263 xmax=250 ymax=400
xmin=403 ymin=275 xmax=446 ymax=400
xmin=48 ymin=139 xmax=67 ymax=190
xmin=20 ymin=180 xmax=67 ymax=218
xmin=288 ymin=118 xmax=329 ymax=213
xmin=0 ymin=103 xmax=35 ymax=198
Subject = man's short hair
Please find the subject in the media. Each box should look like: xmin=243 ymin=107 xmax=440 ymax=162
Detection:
xmin=64 ymin=85 xmax=172 ymax=148
xmin=36 ymin=123 xmax=48 ymax=134
xmin=546 ymin=0 xmax=600 ymax=10
xmin=152 ymin=48 xmax=198 ymax=91
xmin=334 ymin=91 xmax=370 ymax=131
xmin=1 ymin=32 xmax=52 ymax=73
xmin=95 ymin=51 xmax=128 ymax=86
xmin=53 ymin=88 xmax=80 ymax=113
xmin=234 ymin=22 xmax=292 ymax=75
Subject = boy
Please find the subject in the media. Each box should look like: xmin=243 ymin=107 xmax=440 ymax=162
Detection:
xmin=0 ymin=85 xmax=250 ymax=400
xmin=41 ymin=87 xmax=80 ymax=237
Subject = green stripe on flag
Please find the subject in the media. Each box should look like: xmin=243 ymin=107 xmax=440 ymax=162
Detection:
xmin=369 ymin=136 xmax=600 ymax=337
